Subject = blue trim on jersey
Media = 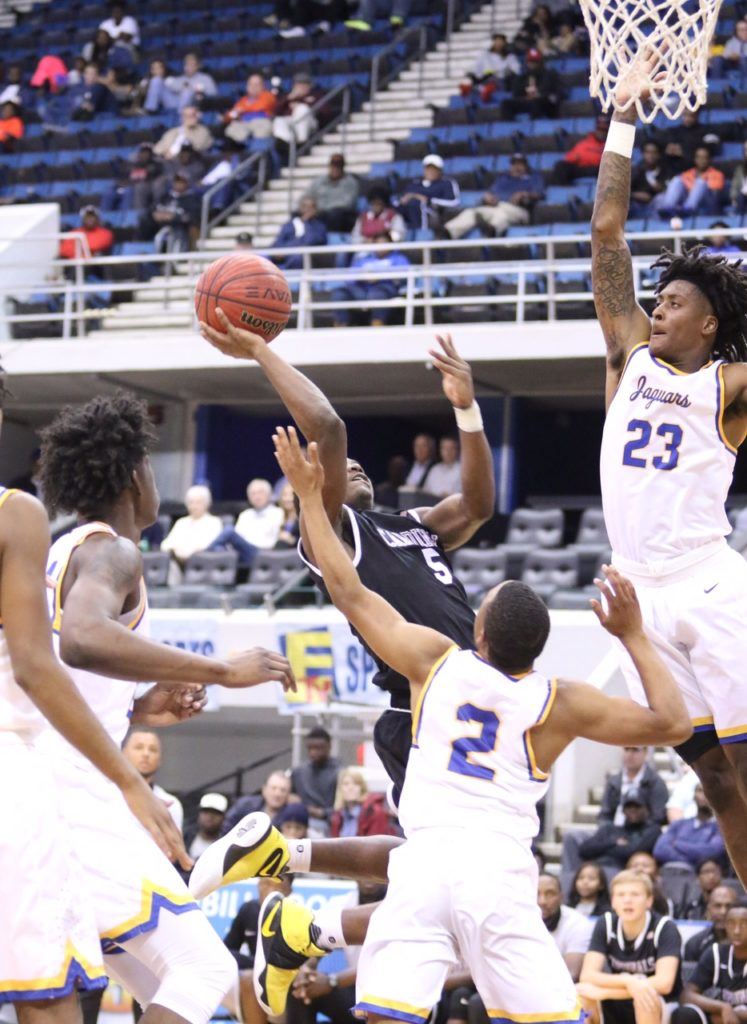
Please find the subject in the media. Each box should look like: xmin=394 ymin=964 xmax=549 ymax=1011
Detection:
xmin=720 ymin=731 xmax=747 ymax=746
xmin=100 ymin=893 xmax=199 ymax=953
xmin=0 ymin=961 xmax=107 ymax=1005
xmin=693 ymin=722 xmax=718 ymax=734
xmin=355 ymin=1002 xmax=429 ymax=1024
xmin=487 ymin=1016 xmax=583 ymax=1024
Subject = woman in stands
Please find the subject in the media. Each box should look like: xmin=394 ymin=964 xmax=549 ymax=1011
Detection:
xmin=569 ymin=863 xmax=612 ymax=917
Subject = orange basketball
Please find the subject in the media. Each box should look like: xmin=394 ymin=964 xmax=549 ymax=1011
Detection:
xmin=194 ymin=253 xmax=292 ymax=343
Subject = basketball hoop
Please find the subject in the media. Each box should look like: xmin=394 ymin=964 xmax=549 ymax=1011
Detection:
xmin=579 ymin=0 xmax=723 ymax=123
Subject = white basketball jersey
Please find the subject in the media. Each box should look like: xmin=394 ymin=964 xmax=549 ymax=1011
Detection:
xmin=398 ymin=646 xmax=555 ymax=843
xmin=601 ymin=344 xmax=736 ymax=563
xmin=41 ymin=522 xmax=148 ymax=766
xmin=0 ymin=487 xmax=47 ymax=738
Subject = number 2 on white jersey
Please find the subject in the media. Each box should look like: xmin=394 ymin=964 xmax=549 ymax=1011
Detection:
xmin=422 ymin=547 xmax=453 ymax=584
xmin=448 ymin=703 xmax=500 ymax=781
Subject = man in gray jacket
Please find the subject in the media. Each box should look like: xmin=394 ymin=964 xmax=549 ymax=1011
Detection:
xmin=306 ymin=153 xmax=360 ymax=232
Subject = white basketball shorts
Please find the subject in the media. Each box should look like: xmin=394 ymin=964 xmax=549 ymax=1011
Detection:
xmin=354 ymin=828 xmax=581 ymax=1024
xmin=0 ymin=733 xmax=106 ymax=1004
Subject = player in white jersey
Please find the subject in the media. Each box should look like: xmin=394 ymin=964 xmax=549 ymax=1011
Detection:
xmin=590 ymin=56 xmax=747 ymax=886
xmin=36 ymin=391 xmax=296 ymax=1024
xmin=221 ymin=426 xmax=690 ymax=1023
xmin=0 ymin=394 xmax=186 ymax=1019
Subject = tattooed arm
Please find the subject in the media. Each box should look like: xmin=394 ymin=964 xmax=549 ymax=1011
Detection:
xmin=591 ymin=108 xmax=651 ymax=409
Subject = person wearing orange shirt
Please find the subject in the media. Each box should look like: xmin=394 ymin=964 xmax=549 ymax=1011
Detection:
xmin=59 ymin=206 xmax=114 ymax=260
xmin=224 ymin=73 xmax=277 ymax=142
xmin=551 ymin=116 xmax=609 ymax=184
xmin=657 ymin=144 xmax=726 ymax=215
xmin=0 ymin=101 xmax=23 ymax=151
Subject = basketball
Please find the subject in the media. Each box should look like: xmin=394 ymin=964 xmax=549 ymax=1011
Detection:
xmin=194 ymin=253 xmax=292 ymax=343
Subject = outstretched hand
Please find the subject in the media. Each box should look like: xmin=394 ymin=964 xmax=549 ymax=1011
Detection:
xmin=614 ymin=43 xmax=668 ymax=108
xmin=428 ymin=333 xmax=475 ymax=410
xmin=590 ymin=565 xmax=643 ymax=639
xmin=199 ymin=307 xmax=266 ymax=361
xmin=273 ymin=426 xmax=325 ymax=500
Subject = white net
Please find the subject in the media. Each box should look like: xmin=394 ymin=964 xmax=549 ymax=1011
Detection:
xmin=579 ymin=0 xmax=724 ymax=123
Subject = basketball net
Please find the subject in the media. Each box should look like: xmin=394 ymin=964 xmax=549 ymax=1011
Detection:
xmin=579 ymin=0 xmax=723 ymax=123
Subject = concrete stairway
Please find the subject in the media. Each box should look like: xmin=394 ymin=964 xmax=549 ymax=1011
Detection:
xmin=93 ymin=0 xmax=525 ymax=333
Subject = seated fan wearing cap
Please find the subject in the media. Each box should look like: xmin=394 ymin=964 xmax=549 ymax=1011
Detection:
xmin=397 ymin=153 xmax=461 ymax=234
xmin=185 ymin=793 xmax=229 ymax=861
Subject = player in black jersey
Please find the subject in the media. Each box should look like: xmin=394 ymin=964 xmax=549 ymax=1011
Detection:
xmin=199 ymin=309 xmax=495 ymax=797
xmin=674 ymin=901 xmax=747 ymax=1024
xmin=578 ymin=870 xmax=682 ymax=1024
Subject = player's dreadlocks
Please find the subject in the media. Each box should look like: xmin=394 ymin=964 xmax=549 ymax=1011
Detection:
xmin=39 ymin=391 xmax=156 ymax=517
xmin=651 ymin=246 xmax=747 ymax=363
xmin=484 ymin=581 xmax=550 ymax=673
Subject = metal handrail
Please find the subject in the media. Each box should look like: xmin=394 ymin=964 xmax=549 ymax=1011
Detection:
xmin=285 ymin=81 xmax=353 ymax=217
xmin=199 ymin=149 xmax=268 ymax=240
xmin=369 ymin=22 xmax=429 ymax=136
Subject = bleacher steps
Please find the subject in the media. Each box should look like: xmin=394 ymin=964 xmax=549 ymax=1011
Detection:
xmin=575 ymin=803 xmax=601 ymax=824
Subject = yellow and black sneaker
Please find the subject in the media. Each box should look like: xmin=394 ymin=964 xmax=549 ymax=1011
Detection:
xmin=253 ymin=893 xmax=328 ymax=1016
xmin=188 ymin=812 xmax=289 ymax=900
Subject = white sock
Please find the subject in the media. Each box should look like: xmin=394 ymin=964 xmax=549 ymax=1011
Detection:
xmin=287 ymin=838 xmax=311 ymax=873
xmin=312 ymin=903 xmax=348 ymax=950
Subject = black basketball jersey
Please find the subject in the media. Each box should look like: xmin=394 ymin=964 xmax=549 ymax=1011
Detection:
xmin=299 ymin=504 xmax=476 ymax=709
xmin=691 ymin=943 xmax=747 ymax=1006
xmin=590 ymin=911 xmax=683 ymax=997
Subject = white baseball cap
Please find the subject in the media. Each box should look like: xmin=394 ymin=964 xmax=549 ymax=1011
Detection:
xmin=422 ymin=153 xmax=444 ymax=169
xmin=199 ymin=792 xmax=228 ymax=813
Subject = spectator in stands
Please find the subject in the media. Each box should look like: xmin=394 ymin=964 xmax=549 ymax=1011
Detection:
xmin=224 ymin=73 xmax=277 ymax=142
xmin=276 ymin=802 xmax=309 ymax=841
xmin=276 ymin=483 xmax=300 ymax=548
xmin=577 ymin=871 xmax=682 ymax=1023
xmin=161 ymin=483 xmax=223 ymax=567
xmin=398 ymin=154 xmax=460 ymax=235
xmin=626 ymin=851 xmax=674 ymax=916
xmin=59 ymin=205 xmax=114 ymax=259
xmin=374 ymin=454 xmax=409 ymax=507
xmin=132 ymin=58 xmax=167 ymax=113
xmin=331 ymin=231 xmax=410 ymax=327
xmin=578 ymin=789 xmax=662 ymax=869
xmin=515 ymin=4 xmax=556 ymax=55
xmin=0 ymin=62 xmax=31 ymax=107
xmin=154 ymin=105 xmax=213 ymax=159
xmin=291 ymin=726 xmax=341 ymax=838
xmin=446 ymin=153 xmax=544 ymax=239
xmin=0 ymin=101 xmax=23 ymax=151
xmin=500 ymin=48 xmax=560 ymax=119
xmin=272 ymin=71 xmax=319 ymax=148
xmin=702 ymin=222 xmax=743 ymax=258
xmin=330 ymin=768 xmax=368 ymax=838
xmin=69 ymin=62 xmax=114 ymax=120
xmin=667 ymin=767 xmax=699 ymax=822
xmin=82 ymin=29 xmax=113 ymax=71
xmin=269 ymin=0 xmax=349 ymax=37
xmin=346 ymin=0 xmax=411 ymax=31
xmin=103 ymin=140 xmax=161 ymax=212
xmin=680 ymin=858 xmax=726 ymax=921
xmin=462 ymin=34 xmax=520 ymax=101
xmin=147 ymin=51 xmax=217 ymax=114
xmin=149 ymin=172 xmax=201 ymax=254
xmin=184 ymin=792 xmax=228 ymax=860
xmin=568 ymin=862 xmax=612 ymax=917
xmin=683 ymin=885 xmax=738 ymax=962
xmin=657 ymin=109 xmax=714 ymax=169
xmin=235 ymin=231 xmax=253 ymax=250
xmin=630 ymin=141 xmax=674 ymax=216
xmin=158 ymin=140 xmax=206 ymax=194
xmin=123 ymin=728 xmax=184 ymax=831
xmin=551 ymin=21 xmax=581 ymax=55
xmin=657 ymin=145 xmax=725 ymax=216
xmin=675 ymin=901 xmax=747 ymax=1024
xmin=551 ymin=116 xmax=609 ymax=184
xmin=353 ymin=188 xmax=406 ymax=244
xmin=99 ymin=1 xmax=139 ymax=47
xmin=223 ymin=769 xmax=292 ymax=834
xmin=654 ymin=785 xmax=726 ymax=870
xmin=600 ymin=745 xmax=670 ymax=827
xmin=730 ymin=141 xmax=747 ymax=213
xmin=538 ymin=873 xmax=592 ymax=981
xmin=405 ymin=432 xmax=437 ymax=488
xmin=423 ymin=436 xmax=462 ymax=497
xmin=723 ymin=19 xmax=747 ymax=66
xmin=273 ymin=196 xmax=328 ymax=269
xmin=307 ymin=153 xmax=360 ymax=233
xmin=206 ymin=477 xmax=284 ymax=568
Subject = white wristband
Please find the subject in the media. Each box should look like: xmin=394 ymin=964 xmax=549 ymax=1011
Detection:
xmin=454 ymin=401 xmax=484 ymax=433
xmin=604 ymin=120 xmax=636 ymax=159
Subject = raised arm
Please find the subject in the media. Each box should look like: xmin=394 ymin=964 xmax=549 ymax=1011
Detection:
xmin=591 ymin=73 xmax=654 ymax=407
xmin=60 ymin=533 xmax=295 ymax=689
xmin=415 ymin=334 xmax=495 ymax=549
xmin=274 ymin=426 xmax=453 ymax=693
xmin=200 ymin=309 xmax=348 ymax=527
xmin=530 ymin=567 xmax=691 ymax=771
xmin=0 ymin=491 xmax=190 ymax=867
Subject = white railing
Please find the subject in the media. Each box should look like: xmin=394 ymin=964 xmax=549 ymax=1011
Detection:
xmin=2 ymin=227 xmax=745 ymax=338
